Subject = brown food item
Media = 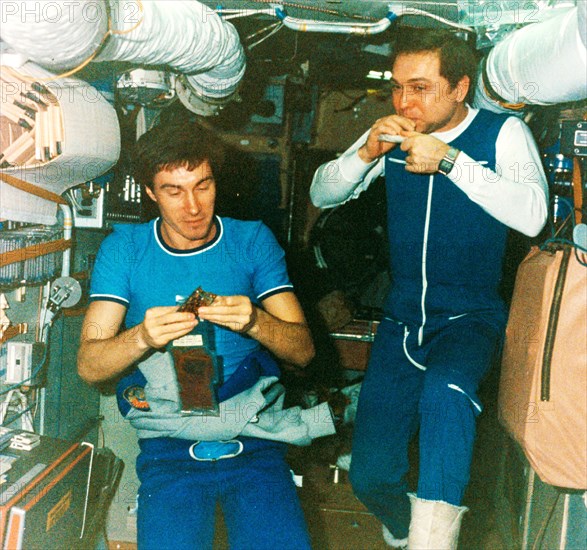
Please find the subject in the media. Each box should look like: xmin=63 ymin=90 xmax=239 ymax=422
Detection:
xmin=171 ymin=347 xmax=217 ymax=413
xmin=178 ymin=286 xmax=217 ymax=316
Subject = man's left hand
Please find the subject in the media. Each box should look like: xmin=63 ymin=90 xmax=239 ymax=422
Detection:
xmin=400 ymin=132 xmax=451 ymax=174
xmin=197 ymin=295 xmax=258 ymax=334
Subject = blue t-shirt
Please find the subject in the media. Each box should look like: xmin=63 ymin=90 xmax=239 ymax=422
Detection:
xmin=89 ymin=216 xmax=293 ymax=377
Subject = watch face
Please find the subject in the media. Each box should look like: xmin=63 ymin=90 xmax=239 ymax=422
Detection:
xmin=438 ymin=157 xmax=454 ymax=175
xmin=438 ymin=147 xmax=459 ymax=175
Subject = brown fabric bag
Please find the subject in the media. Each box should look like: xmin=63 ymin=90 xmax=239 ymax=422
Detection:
xmin=499 ymin=243 xmax=587 ymax=489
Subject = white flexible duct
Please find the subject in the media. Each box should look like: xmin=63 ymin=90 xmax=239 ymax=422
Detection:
xmin=0 ymin=1 xmax=108 ymax=70
xmin=96 ymin=1 xmax=245 ymax=99
xmin=579 ymin=0 xmax=587 ymax=48
xmin=0 ymin=0 xmax=245 ymax=100
xmin=473 ymin=6 xmax=587 ymax=113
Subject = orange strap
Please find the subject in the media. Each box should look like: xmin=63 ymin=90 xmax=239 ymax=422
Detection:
xmin=573 ymin=157 xmax=583 ymax=224
xmin=0 ymin=172 xmax=68 ymax=205
xmin=0 ymin=238 xmax=71 ymax=268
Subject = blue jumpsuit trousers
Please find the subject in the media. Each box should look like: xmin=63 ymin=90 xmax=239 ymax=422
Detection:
xmin=349 ymin=313 xmax=504 ymax=540
xmin=136 ymin=437 xmax=311 ymax=550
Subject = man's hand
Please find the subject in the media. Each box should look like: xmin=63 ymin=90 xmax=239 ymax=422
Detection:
xmin=200 ymin=291 xmax=314 ymax=367
xmin=358 ymin=115 xmax=416 ymax=164
xmin=198 ymin=296 xmax=258 ymax=334
xmin=138 ymin=306 xmax=198 ymax=350
xmin=79 ymin=301 xmax=197 ymax=385
xmin=400 ymin=132 xmax=451 ymax=174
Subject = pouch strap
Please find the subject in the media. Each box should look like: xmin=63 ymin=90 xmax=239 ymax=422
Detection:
xmin=541 ymin=246 xmax=572 ymax=401
xmin=0 ymin=172 xmax=68 ymax=205
xmin=572 ymin=157 xmax=583 ymax=224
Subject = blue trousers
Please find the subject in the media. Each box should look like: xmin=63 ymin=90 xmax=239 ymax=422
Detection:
xmin=349 ymin=314 xmax=503 ymax=539
xmin=136 ymin=437 xmax=311 ymax=550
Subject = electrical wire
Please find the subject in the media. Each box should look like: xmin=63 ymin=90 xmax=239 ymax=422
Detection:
xmin=0 ymin=388 xmax=34 ymax=429
xmin=397 ymin=7 xmax=473 ymax=31
xmin=334 ymin=93 xmax=368 ymax=113
xmin=35 ymin=285 xmax=44 ymax=341
xmin=229 ymin=2 xmax=471 ymax=33
xmin=530 ymin=492 xmax=562 ymax=550
xmin=110 ymin=0 xmax=145 ymax=35
xmin=543 ymin=236 xmax=587 ymax=254
xmin=218 ymin=8 xmax=276 ymax=20
xmin=245 ymin=21 xmax=282 ymax=41
xmin=218 ymin=0 xmax=376 ymax=21
xmin=65 ymin=189 xmax=85 ymax=213
xmin=31 ymin=387 xmax=40 ymax=425
xmin=0 ymin=284 xmax=53 ymax=401
xmin=0 ymin=338 xmax=49 ymax=397
xmin=2 ymin=407 xmax=35 ymax=428
xmin=542 ymin=199 xmax=587 ymax=267
xmin=543 ymin=237 xmax=587 ymax=267
xmin=248 ymin=23 xmax=285 ymax=50
xmin=38 ymin=281 xmax=51 ymax=341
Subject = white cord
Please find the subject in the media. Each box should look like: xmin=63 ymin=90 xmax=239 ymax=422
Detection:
xmin=38 ymin=281 xmax=52 ymax=340
xmin=245 ymin=21 xmax=282 ymax=41
xmin=17 ymin=391 xmax=34 ymax=432
xmin=0 ymin=390 xmax=14 ymax=425
xmin=399 ymin=8 xmax=474 ymax=32
xmin=248 ymin=23 xmax=285 ymax=50
xmin=66 ymin=189 xmax=85 ymax=213
xmin=220 ymin=9 xmax=276 ymax=20
xmin=0 ymin=389 xmax=34 ymax=431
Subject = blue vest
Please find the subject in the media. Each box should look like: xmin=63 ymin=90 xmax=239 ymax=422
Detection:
xmin=384 ymin=109 xmax=509 ymax=326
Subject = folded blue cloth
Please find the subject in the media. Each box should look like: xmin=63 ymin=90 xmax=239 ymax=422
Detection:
xmin=217 ymin=350 xmax=281 ymax=402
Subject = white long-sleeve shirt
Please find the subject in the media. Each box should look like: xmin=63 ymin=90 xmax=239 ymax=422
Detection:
xmin=310 ymin=107 xmax=549 ymax=237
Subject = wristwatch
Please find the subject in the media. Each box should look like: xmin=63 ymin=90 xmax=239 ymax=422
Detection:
xmin=438 ymin=146 xmax=460 ymax=176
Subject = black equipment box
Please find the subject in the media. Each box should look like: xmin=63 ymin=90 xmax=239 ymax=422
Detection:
xmin=560 ymin=120 xmax=587 ymax=157
xmin=0 ymin=430 xmax=94 ymax=550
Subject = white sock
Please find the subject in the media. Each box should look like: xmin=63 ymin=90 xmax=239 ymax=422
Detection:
xmin=382 ymin=524 xmax=408 ymax=548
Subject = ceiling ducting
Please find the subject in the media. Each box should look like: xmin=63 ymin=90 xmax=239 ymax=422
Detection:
xmin=2 ymin=0 xmax=584 ymax=111
xmin=0 ymin=0 xmax=584 ymax=227
xmin=1 ymin=0 xmax=246 ymax=112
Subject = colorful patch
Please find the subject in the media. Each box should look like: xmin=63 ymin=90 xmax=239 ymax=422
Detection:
xmin=116 ymin=369 xmax=151 ymax=417
xmin=123 ymin=385 xmax=151 ymax=411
